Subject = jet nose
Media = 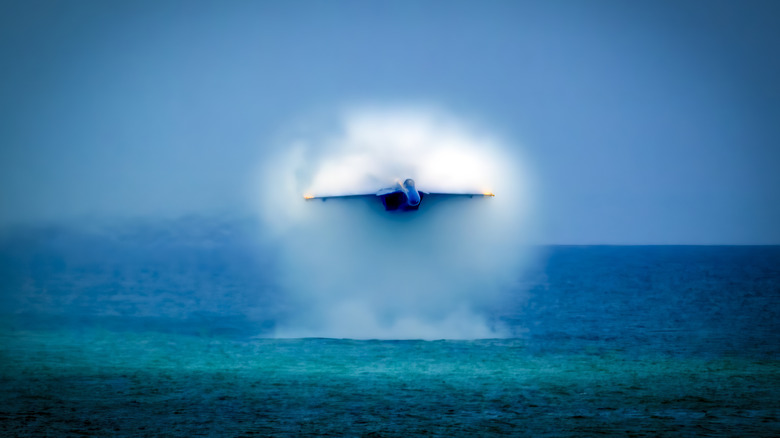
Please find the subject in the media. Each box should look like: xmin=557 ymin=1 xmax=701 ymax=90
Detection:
xmin=408 ymin=190 xmax=421 ymax=206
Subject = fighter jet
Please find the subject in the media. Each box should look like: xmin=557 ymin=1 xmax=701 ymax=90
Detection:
xmin=303 ymin=178 xmax=494 ymax=211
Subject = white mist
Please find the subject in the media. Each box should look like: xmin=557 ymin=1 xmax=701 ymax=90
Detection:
xmin=257 ymin=105 xmax=534 ymax=339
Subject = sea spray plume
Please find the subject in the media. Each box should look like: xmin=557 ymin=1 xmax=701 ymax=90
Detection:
xmin=257 ymin=106 xmax=534 ymax=339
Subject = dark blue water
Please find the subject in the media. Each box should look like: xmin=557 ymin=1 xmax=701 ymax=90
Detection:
xmin=1 ymin=219 xmax=778 ymax=436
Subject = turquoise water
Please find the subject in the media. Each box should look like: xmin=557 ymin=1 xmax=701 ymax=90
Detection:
xmin=1 ymin=223 xmax=779 ymax=436
xmin=2 ymin=328 xmax=778 ymax=437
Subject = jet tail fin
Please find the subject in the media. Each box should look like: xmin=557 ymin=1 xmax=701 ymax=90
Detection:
xmin=375 ymin=187 xmax=400 ymax=196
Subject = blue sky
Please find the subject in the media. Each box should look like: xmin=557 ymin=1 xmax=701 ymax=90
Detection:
xmin=1 ymin=0 xmax=778 ymax=243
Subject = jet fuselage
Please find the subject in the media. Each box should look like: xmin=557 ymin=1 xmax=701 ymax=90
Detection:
xmin=382 ymin=178 xmax=422 ymax=211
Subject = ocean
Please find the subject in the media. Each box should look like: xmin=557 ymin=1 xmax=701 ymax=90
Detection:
xmin=0 ymin=221 xmax=778 ymax=436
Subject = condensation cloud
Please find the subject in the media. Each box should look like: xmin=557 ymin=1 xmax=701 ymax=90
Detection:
xmin=257 ymin=106 xmax=535 ymax=339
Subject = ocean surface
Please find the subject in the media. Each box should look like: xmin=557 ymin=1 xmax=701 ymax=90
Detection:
xmin=1 ymin=220 xmax=778 ymax=436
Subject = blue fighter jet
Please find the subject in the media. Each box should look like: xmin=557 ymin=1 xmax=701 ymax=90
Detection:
xmin=304 ymin=178 xmax=494 ymax=211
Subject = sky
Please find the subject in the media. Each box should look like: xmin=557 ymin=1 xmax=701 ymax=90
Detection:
xmin=1 ymin=0 xmax=779 ymax=244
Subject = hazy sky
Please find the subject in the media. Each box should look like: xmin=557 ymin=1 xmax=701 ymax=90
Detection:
xmin=1 ymin=0 xmax=778 ymax=243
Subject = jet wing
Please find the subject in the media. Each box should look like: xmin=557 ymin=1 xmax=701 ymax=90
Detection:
xmin=303 ymin=193 xmax=375 ymax=201
xmin=419 ymin=191 xmax=495 ymax=198
xmin=303 ymin=189 xmax=494 ymax=200
xmin=303 ymin=188 xmax=402 ymax=201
